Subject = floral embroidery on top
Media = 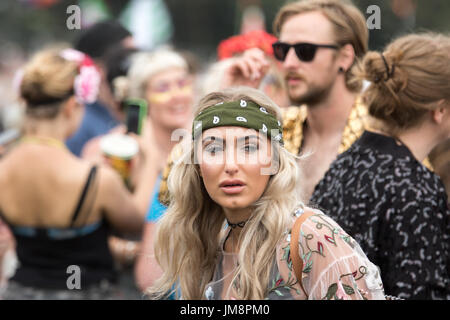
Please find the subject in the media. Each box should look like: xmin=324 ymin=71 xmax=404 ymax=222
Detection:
xmin=206 ymin=209 xmax=385 ymax=300
xmin=321 ymin=267 xmax=370 ymax=300
xmin=269 ymin=211 xmax=382 ymax=300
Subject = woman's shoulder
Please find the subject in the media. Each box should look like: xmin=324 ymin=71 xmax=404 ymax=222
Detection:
xmin=290 ymin=207 xmax=340 ymax=230
xmin=286 ymin=206 xmax=358 ymax=251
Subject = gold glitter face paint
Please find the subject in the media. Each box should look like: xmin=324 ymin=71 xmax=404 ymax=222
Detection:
xmin=147 ymin=81 xmax=193 ymax=104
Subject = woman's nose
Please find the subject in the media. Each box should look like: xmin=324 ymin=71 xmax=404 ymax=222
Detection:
xmin=224 ymin=147 xmax=238 ymax=175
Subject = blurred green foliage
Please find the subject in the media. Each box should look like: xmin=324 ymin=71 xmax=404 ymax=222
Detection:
xmin=0 ymin=0 xmax=449 ymax=60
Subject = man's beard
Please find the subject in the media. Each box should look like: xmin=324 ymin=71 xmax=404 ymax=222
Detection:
xmin=290 ymin=85 xmax=333 ymax=107
xmin=286 ymin=66 xmax=337 ymax=107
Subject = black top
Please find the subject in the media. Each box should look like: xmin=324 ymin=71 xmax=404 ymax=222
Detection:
xmin=1 ymin=166 xmax=117 ymax=290
xmin=310 ymin=131 xmax=449 ymax=300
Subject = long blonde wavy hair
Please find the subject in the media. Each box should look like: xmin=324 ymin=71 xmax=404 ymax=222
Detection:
xmin=148 ymin=87 xmax=304 ymax=300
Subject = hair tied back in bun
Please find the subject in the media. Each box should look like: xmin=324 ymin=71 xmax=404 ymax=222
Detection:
xmin=380 ymin=53 xmax=395 ymax=82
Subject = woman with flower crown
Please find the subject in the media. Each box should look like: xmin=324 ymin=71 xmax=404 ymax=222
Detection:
xmin=147 ymin=86 xmax=385 ymax=300
xmin=0 ymin=47 xmax=158 ymax=299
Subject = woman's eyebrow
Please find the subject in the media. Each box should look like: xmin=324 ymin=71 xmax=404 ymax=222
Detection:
xmin=236 ymin=135 xmax=260 ymax=143
xmin=202 ymin=136 xmax=224 ymax=145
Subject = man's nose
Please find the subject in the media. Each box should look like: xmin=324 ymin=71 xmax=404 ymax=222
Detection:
xmin=283 ymin=47 xmax=301 ymax=70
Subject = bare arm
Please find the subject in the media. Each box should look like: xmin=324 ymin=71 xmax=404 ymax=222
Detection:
xmin=97 ymin=118 xmax=163 ymax=234
xmin=134 ymin=222 xmax=164 ymax=292
xmin=0 ymin=220 xmax=15 ymax=286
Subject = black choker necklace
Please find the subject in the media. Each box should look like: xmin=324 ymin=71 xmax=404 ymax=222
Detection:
xmin=226 ymin=219 xmax=248 ymax=229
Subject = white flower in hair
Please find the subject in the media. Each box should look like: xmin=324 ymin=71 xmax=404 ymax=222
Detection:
xmin=240 ymin=100 xmax=247 ymax=107
xmin=236 ymin=116 xmax=247 ymax=122
xmin=74 ymin=65 xmax=100 ymax=104
xmin=59 ymin=48 xmax=85 ymax=62
xmin=213 ymin=116 xmax=220 ymax=124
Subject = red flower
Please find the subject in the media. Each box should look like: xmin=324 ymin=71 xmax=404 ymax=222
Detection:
xmin=217 ymin=30 xmax=278 ymax=60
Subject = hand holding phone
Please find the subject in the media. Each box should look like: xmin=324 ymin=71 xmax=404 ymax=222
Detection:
xmin=125 ymin=99 xmax=147 ymax=135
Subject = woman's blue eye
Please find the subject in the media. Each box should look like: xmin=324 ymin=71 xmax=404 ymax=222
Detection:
xmin=205 ymin=145 xmax=223 ymax=154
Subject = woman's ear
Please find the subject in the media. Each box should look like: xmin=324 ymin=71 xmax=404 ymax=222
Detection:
xmin=61 ymin=96 xmax=80 ymax=118
xmin=432 ymin=100 xmax=449 ymax=124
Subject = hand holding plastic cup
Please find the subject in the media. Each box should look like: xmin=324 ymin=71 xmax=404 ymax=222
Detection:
xmin=100 ymin=133 xmax=139 ymax=183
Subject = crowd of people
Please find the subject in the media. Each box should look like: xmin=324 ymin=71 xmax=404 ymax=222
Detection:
xmin=0 ymin=0 xmax=449 ymax=300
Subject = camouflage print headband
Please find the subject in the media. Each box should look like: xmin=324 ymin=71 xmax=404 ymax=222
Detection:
xmin=192 ymin=99 xmax=283 ymax=145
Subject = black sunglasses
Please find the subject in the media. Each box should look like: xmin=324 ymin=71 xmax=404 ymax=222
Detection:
xmin=272 ymin=42 xmax=339 ymax=62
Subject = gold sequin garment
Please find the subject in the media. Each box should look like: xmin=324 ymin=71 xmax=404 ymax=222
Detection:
xmin=281 ymin=97 xmax=369 ymax=156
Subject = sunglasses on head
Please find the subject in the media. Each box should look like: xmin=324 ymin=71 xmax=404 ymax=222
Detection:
xmin=272 ymin=42 xmax=339 ymax=62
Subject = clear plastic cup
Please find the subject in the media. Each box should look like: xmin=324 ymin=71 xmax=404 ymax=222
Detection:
xmin=100 ymin=134 xmax=139 ymax=182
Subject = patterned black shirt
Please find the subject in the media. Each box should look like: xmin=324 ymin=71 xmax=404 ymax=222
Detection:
xmin=310 ymin=131 xmax=449 ymax=300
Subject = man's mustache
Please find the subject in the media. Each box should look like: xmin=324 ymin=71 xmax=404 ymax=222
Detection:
xmin=285 ymin=72 xmax=306 ymax=82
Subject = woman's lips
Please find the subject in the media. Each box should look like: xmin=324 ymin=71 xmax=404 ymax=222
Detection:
xmin=169 ymin=107 xmax=188 ymax=115
xmin=219 ymin=180 xmax=246 ymax=194
xmin=220 ymin=185 xmax=245 ymax=194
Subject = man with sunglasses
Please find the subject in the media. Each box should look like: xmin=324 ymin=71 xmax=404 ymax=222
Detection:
xmin=223 ymin=0 xmax=369 ymax=199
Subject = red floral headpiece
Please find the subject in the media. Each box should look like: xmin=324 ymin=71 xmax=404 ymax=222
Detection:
xmin=217 ymin=30 xmax=278 ymax=61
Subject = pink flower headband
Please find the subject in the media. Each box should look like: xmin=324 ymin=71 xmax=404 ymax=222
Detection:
xmin=59 ymin=48 xmax=101 ymax=104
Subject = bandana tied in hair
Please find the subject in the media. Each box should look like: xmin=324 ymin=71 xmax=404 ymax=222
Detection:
xmin=192 ymin=100 xmax=283 ymax=145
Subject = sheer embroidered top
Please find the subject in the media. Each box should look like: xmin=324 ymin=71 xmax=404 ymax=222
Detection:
xmin=203 ymin=207 xmax=385 ymax=300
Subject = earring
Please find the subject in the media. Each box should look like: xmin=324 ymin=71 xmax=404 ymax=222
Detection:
xmin=338 ymin=67 xmax=345 ymax=73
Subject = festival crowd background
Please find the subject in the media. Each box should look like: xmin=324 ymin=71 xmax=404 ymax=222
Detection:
xmin=0 ymin=0 xmax=449 ymax=300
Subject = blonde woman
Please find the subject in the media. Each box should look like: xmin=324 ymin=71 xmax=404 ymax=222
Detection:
xmin=311 ymin=33 xmax=450 ymax=299
xmin=0 ymin=47 xmax=157 ymax=299
xmin=147 ymin=87 xmax=385 ymax=300
xmin=128 ymin=48 xmax=196 ymax=292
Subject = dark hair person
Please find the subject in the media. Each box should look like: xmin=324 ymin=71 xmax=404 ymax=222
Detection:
xmin=0 ymin=47 xmax=155 ymax=299
xmin=67 ymin=20 xmax=135 ymax=157
xmin=311 ymin=33 xmax=450 ymax=300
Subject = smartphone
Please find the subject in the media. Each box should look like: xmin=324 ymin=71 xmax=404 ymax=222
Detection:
xmin=125 ymin=99 xmax=147 ymax=135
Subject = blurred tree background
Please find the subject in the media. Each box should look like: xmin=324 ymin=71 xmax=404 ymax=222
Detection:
xmin=1 ymin=0 xmax=449 ymax=61
xmin=1 ymin=0 xmax=449 ymax=126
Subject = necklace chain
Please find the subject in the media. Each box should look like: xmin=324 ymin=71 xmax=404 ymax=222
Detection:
xmin=20 ymin=135 xmax=67 ymax=150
